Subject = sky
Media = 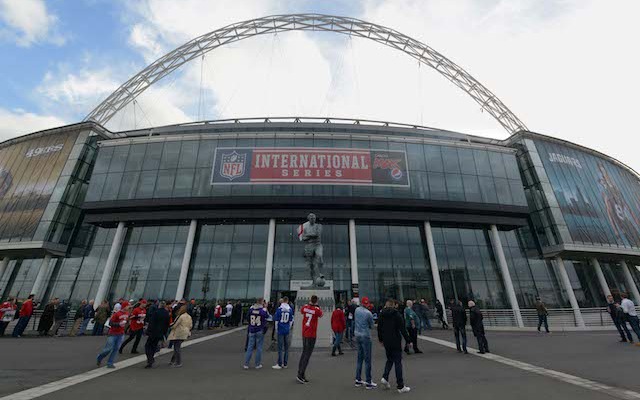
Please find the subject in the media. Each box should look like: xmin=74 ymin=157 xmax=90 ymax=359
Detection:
xmin=0 ymin=0 xmax=639 ymax=170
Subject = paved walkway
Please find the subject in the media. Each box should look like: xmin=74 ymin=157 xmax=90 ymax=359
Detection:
xmin=3 ymin=326 xmax=640 ymax=400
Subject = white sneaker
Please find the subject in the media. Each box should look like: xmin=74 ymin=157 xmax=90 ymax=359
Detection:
xmin=366 ymin=382 xmax=378 ymax=390
xmin=398 ymin=386 xmax=411 ymax=394
xmin=355 ymin=380 xmax=364 ymax=387
xmin=243 ymin=365 xmax=249 ymax=370
xmin=381 ymin=378 xmax=391 ymax=389
xmin=272 ymin=365 xmax=282 ymax=370
xmin=255 ymin=364 xmax=263 ymax=369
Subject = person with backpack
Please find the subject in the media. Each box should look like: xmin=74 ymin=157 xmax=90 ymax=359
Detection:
xmin=243 ymin=298 xmax=269 ymax=369
xmin=272 ymin=296 xmax=294 ymax=369
xmin=331 ymin=303 xmax=346 ymax=356
xmin=378 ymin=299 xmax=412 ymax=394
xmin=297 ymin=295 xmax=323 ymax=384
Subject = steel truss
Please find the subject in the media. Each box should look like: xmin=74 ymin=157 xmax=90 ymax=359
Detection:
xmin=85 ymin=13 xmax=527 ymax=134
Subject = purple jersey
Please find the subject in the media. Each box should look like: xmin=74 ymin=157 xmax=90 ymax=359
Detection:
xmin=247 ymin=305 xmax=269 ymax=334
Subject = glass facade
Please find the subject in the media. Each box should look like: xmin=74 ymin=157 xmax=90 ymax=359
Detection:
xmin=86 ymin=136 xmax=526 ymax=207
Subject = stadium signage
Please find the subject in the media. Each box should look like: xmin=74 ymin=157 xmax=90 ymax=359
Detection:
xmin=211 ymin=147 xmax=409 ymax=187
xmin=548 ymin=152 xmax=582 ymax=169
xmin=25 ymin=143 xmax=64 ymax=158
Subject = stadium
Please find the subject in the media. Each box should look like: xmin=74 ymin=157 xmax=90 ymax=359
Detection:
xmin=1 ymin=14 xmax=639 ymax=328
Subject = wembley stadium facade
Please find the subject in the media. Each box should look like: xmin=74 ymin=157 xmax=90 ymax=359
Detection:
xmin=1 ymin=14 xmax=639 ymax=327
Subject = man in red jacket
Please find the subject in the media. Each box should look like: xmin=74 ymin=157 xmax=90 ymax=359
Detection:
xmin=12 ymin=294 xmax=34 ymax=338
xmin=0 ymin=297 xmax=17 ymax=336
xmin=331 ymin=303 xmax=346 ymax=356
xmin=119 ymin=300 xmax=147 ymax=354
xmin=297 ymin=295 xmax=323 ymax=384
xmin=97 ymin=302 xmax=129 ymax=368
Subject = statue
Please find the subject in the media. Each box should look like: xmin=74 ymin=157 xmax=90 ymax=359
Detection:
xmin=300 ymin=213 xmax=326 ymax=288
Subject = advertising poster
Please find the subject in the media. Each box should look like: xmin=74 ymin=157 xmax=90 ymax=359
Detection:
xmin=535 ymin=139 xmax=640 ymax=248
xmin=0 ymin=131 xmax=79 ymax=241
xmin=211 ymin=147 xmax=410 ymax=187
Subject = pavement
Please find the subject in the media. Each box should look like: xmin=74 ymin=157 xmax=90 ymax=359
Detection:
xmin=1 ymin=326 xmax=639 ymax=400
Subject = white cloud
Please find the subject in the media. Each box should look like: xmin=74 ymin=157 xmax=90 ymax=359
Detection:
xmin=0 ymin=0 xmax=65 ymax=46
xmin=0 ymin=108 xmax=66 ymax=142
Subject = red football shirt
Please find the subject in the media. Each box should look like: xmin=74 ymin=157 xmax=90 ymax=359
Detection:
xmin=108 ymin=311 xmax=128 ymax=336
xmin=301 ymin=304 xmax=323 ymax=338
xmin=129 ymin=307 xmax=146 ymax=331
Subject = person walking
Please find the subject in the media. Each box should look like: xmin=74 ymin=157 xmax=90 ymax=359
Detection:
xmin=78 ymin=300 xmax=95 ymax=336
xmin=93 ymin=300 xmax=110 ymax=336
xmin=535 ymin=297 xmax=550 ymax=333
xmin=435 ymin=299 xmax=448 ymax=329
xmin=620 ymin=293 xmax=640 ymax=345
xmin=0 ymin=297 xmax=17 ymax=336
xmin=297 ymin=295 xmax=323 ymax=384
xmin=419 ymin=299 xmax=432 ymax=332
xmin=377 ymin=299 xmax=412 ymax=394
xmin=214 ymin=302 xmax=223 ymax=328
xmin=12 ymin=294 xmax=35 ymax=337
xmin=233 ymin=301 xmax=243 ymax=327
xmin=224 ymin=301 xmax=233 ymax=327
xmin=607 ymin=295 xmax=629 ymax=342
xmin=403 ymin=300 xmax=422 ymax=354
xmin=144 ymin=301 xmax=170 ymax=368
xmin=450 ymin=299 xmax=467 ymax=354
xmin=243 ymin=298 xmax=269 ymax=369
xmin=120 ymin=300 xmax=147 ymax=354
xmin=273 ymin=296 xmax=294 ymax=369
xmin=354 ymin=296 xmax=377 ymax=389
xmin=38 ymin=298 xmax=58 ymax=336
xmin=331 ymin=303 xmax=346 ymax=356
xmin=168 ymin=304 xmax=193 ymax=367
xmin=52 ymin=300 xmax=69 ymax=336
xmin=96 ymin=303 xmax=128 ymax=369
xmin=346 ymin=299 xmax=357 ymax=346
xmin=197 ymin=302 xmax=208 ymax=330
xmin=468 ymin=301 xmax=489 ymax=354
xmin=70 ymin=300 xmax=86 ymax=336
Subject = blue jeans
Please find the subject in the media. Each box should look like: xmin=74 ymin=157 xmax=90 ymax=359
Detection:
xmin=421 ymin=315 xmax=432 ymax=330
xmin=12 ymin=316 xmax=31 ymax=337
xmin=97 ymin=334 xmax=124 ymax=366
xmin=625 ymin=315 xmax=640 ymax=341
xmin=277 ymin=333 xmax=289 ymax=366
xmin=244 ymin=331 xmax=264 ymax=366
xmin=537 ymin=315 xmax=549 ymax=332
xmin=355 ymin=336 xmax=372 ymax=383
xmin=332 ymin=331 xmax=343 ymax=354
xmin=346 ymin=319 xmax=355 ymax=342
xmin=454 ymin=327 xmax=467 ymax=352
xmin=78 ymin=318 xmax=91 ymax=335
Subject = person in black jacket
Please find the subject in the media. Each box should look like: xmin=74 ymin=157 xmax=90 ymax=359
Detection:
xmin=144 ymin=301 xmax=170 ymax=369
xmin=435 ymin=300 xmax=448 ymax=329
xmin=607 ymin=295 xmax=631 ymax=342
xmin=377 ymin=299 xmax=412 ymax=394
xmin=468 ymin=301 xmax=489 ymax=354
xmin=52 ymin=300 xmax=69 ymax=336
xmin=450 ymin=299 xmax=467 ymax=354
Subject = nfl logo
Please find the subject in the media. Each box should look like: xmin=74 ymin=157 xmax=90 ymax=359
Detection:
xmin=220 ymin=151 xmax=246 ymax=181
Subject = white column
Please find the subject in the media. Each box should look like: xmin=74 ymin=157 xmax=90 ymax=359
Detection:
xmin=94 ymin=222 xmax=126 ymax=308
xmin=263 ymin=218 xmax=276 ymax=302
xmin=424 ymin=221 xmax=445 ymax=322
xmin=349 ymin=219 xmax=359 ymax=296
xmin=620 ymin=261 xmax=640 ymax=305
xmin=554 ymin=257 xmax=585 ymax=327
xmin=31 ymin=254 xmax=52 ymax=298
xmin=489 ymin=225 xmax=524 ymax=328
xmin=591 ymin=258 xmax=611 ymax=298
xmin=175 ymin=219 xmax=198 ymax=301
xmin=0 ymin=257 xmax=9 ymax=281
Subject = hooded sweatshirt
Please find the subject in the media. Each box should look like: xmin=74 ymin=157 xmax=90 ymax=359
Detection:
xmin=274 ymin=303 xmax=294 ymax=335
xmin=247 ymin=304 xmax=269 ymax=334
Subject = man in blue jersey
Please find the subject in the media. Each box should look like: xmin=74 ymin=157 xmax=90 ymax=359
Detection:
xmin=272 ymin=297 xmax=294 ymax=369
xmin=243 ymin=298 xmax=270 ymax=370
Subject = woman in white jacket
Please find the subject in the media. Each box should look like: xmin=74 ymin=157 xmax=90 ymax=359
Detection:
xmin=168 ymin=305 xmax=193 ymax=367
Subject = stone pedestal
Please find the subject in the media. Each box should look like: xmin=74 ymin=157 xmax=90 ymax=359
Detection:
xmin=291 ymin=280 xmax=335 ymax=348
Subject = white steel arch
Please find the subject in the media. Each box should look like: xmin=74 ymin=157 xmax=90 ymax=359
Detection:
xmin=85 ymin=13 xmax=527 ymax=133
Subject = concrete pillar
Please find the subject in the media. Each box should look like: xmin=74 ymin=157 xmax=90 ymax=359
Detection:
xmin=620 ymin=260 xmax=640 ymax=304
xmin=424 ymin=221 xmax=446 ymax=322
xmin=31 ymin=255 xmax=52 ymax=298
xmin=349 ymin=219 xmax=359 ymax=297
xmin=489 ymin=225 xmax=524 ymax=328
xmin=175 ymin=219 xmax=198 ymax=301
xmin=591 ymin=258 xmax=612 ymax=298
xmin=0 ymin=257 xmax=9 ymax=281
xmin=263 ymin=218 xmax=276 ymax=302
xmin=554 ymin=256 xmax=585 ymax=327
xmin=94 ymin=222 xmax=127 ymax=308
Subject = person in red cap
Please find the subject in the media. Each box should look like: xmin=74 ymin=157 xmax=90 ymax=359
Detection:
xmin=296 ymin=295 xmax=323 ymax=384
xmin=354 ymin=296 xmax=376 ymax=389
xmin=120 ymin=300 xmax=147 ymax=354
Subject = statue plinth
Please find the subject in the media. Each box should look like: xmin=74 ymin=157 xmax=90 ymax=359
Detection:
xmin=290 ymin=280 xmax=335 ymax=348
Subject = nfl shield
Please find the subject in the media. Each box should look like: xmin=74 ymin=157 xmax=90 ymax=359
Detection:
xmin=220 ymin=151 xmax=247 ymax=181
